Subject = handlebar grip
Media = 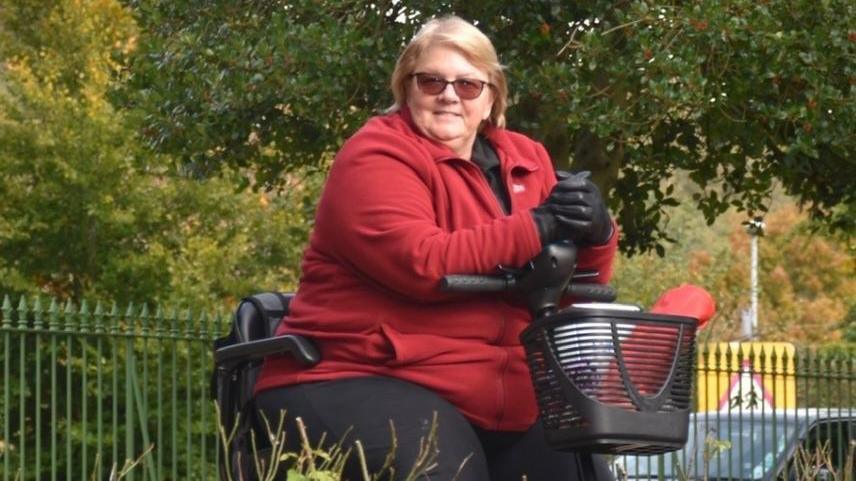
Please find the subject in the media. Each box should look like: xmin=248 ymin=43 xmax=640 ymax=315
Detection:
xmin=441 ymin=275 xmax=511 ymax=292
xmin=566 ymin=283 xmax=617 ymax=302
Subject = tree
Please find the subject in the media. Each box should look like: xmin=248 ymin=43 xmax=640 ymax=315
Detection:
xmin=0 ymin=0 xmax=313 ymax=310
xmin=753 ymin=205 xmax=854 ymax=343
xmin=124 ymin=0 xmax=855 ymax=254
xmin=0 ymin=0 xmax=148 ymax=299
xmin=614 ymin=195 xmax=855 ymax=343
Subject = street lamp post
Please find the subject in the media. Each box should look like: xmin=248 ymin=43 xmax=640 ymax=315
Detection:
xmin=743 ymin=217 xmax=765 ymax=339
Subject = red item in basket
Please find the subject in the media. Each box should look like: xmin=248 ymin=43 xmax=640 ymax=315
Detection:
xmin=649 ymin=284 xmax=716 ymax=329
xmin=596 ymin=284 xmax=716 ymax=406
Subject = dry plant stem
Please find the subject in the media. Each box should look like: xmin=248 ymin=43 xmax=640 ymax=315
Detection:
xmin=291 ymin=417 xmax=352 ymax=478
xmin=354 ymin=412 xmax=444 ymax=481
xmin=402 ymin=412 xmax=441 ymax=481
xmin=255 ymin=409 xmax=288 ymax=481
xmin=90 ymin=452 xmax=101 ymax=481
xmin=320 ymin=434 xmax=352 ymax=475
xmin=324 ymin=440 xmax=352 ymax=478
xmin=791 ymin=441 xmax=842 ymax=481
xmin=376 ymin=419 xmax=400 ymax=481
xmin=673 ymin=451 xmax=689 ymax=481
xmin=451 ymin=453 xmax=473 ymax=481
xmin=296 ymin=416 xmax=318 ymax=474
xmin=356 ymin=420 xmax=399 ymax=481
xmin=107 ymin=444 xmax=154 ymax=481
xmin=250 ymin=424 xmax=265 ymax=480
xmin=215 ymin=403 xmax=242 ymax=481
xmin=356 ymin=440 xmax=372 ymax=481
xmin=845 ymin=440 xmax=855 ymax=481
xmin=215 ymin=402 xmax=449 ymax=481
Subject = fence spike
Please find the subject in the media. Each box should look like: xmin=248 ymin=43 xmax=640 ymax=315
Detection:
xmin=770 ymin=346 xmax=780 ymax=375
xmin=1 ymin=294 xmax=12 ymax=328
xmin=154 ymin=305 xmax=165 ymax=337
xmin=79 ymin=299 xmax=91 ymax=331
xmin=783 ymin=347 xmax=793 ymax=376
xmin=723 ymin=342 xmax=733 ymax=372
xmin=184 ymin=307 xmax=194 ymax=337
xmin=48 ymin=297 xmax=61 ymax=331
xmin=212 ymin=312 xmax=224 ymax=337
xmin=32 ymin=296 xmax=44 ymax=329
xmin=124 ymin=302 xmax=136 ymax=335
xmin=824 ymin=354 xmax=834 ymax=380
xmin=811 ymin=347 xmax=820 ymax=376
xmin=170 ymin=307 xmax=179 ymax=336
xmin=758 ymin=343 xmax=768 ymax=375
xmin=110 ymin=301 xmax=120 ymax=334
xmin=140 ymin=303 xmax=150 ymax=336
xmin=93 ymin=301 xmax=105 ymax=334
xmin=63 ymin=299 xmax=77 ymax=331
xmin=794 ymin=346 xmax=804 ymax=377
xmin=198 ymin=311 xmax=208 ymax=338
xmin=16 ymin=296 xmax=29 ymax=328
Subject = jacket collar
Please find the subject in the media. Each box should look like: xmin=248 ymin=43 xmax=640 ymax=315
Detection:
xmin=394 ymin=107 xmax=539 ymax=172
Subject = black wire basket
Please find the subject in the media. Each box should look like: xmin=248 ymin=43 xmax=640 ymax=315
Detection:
xmin=520 ymin=307 xmax=698 ymax=455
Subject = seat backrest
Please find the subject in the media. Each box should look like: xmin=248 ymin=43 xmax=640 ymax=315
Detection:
xmin=234 ymin=292 xmax=294 ymax=342
xmin=211 ymin=291 xmax=296 ymax=413
xmin=212 ymin=291 xmax=296 ymax=481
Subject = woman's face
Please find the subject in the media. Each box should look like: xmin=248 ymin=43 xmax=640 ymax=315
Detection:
xmin=406 ymin=45 xmax=494 ymax=159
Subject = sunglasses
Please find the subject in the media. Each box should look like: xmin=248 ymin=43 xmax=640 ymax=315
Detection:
xmin=411 ymin=72 xmax=492 ymax=100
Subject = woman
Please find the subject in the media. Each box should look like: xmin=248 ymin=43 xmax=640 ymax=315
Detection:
xmin=255 ymin=15 xmax=617 ymax=481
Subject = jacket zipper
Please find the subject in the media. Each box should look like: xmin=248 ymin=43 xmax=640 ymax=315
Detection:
xmin=460 ymin=157 xmax=513 ymax=428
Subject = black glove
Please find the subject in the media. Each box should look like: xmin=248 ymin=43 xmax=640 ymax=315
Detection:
xmin=531 ymin=171 xmax=613 ymax=247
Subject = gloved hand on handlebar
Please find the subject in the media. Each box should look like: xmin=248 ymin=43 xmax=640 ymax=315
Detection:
xmin=531 ymin=171 xmax=613 ymax=247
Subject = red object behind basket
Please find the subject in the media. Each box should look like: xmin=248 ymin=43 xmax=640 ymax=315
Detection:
xmin=595 ymin=285 xmax=715 ymax=405
xmin=649 ymin=284 xmax=716 ymax=329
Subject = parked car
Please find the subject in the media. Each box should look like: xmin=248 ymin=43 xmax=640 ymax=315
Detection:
xmin=612 ymin=409 xmax=855 ymax=480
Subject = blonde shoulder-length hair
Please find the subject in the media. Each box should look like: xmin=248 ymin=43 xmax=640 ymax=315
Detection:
xmin=388 ymin=16 xmax=508 ymax=129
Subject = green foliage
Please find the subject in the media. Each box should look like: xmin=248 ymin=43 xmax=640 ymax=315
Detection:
xmin=150 ymin=172 xmax=318 ymax=311
xmin=123 ymin=0 xmax=402 ymax=184
xmin=125 ymin=0 xmax=855 ymax=254
xmin=1 ymin=0 xmax=852 ymax=332
xmin=0 ymin=0 xmax=144 ymax=298
xmin=0 ymin=0 xmax=315 ymax=311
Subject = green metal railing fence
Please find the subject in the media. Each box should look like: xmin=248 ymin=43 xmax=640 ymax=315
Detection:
xmin=616 ymin=343 xmax=855 ymax=480
xmin=1 ymin=295 xmax=854 ymax=481
xmin=0 ymin=295 xmax=224 ymax=481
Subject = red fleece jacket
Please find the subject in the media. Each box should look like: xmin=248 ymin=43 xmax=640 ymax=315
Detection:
xmin=255 ymin=109 xmax=618 ymax=431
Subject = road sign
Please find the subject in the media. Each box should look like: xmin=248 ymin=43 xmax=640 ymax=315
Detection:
xmin=697 ymin=342 xmax=796 ymax=411
xmin=718 ymin=359 xmax=775 ymax=411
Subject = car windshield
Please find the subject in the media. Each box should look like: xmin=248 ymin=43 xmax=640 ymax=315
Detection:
xmin=620 ymin=414 xmax=803 ymax=480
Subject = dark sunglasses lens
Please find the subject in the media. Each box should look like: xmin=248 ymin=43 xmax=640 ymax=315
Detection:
xmin=416 ymin=75 xmax=446 ymax=95
xmin=453 ymin=80 xmax=482 ymax=99
xmin=415 ymin=74 xmax=485 ymax=99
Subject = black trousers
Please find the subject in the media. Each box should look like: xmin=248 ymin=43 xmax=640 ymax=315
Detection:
xmin=255 ymin=376 xmax=614 ymax=481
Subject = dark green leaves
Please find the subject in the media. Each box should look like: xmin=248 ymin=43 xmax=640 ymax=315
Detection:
xmin=125 ymin=0 xmax=855 ymax=254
